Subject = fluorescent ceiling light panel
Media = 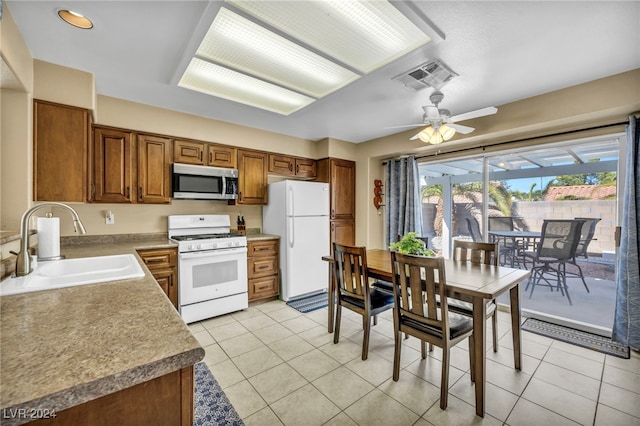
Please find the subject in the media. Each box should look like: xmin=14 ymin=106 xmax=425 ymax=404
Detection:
xmin=197 ymin=8 xmax=359 ymax=98
xmin=227 ymin=0 xmax=432 ymax=74
xmin=178 ymin=58 xmax=315 ymax=115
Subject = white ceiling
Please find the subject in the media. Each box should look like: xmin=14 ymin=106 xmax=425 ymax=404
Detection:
xmin=5 ymin=1 xmax=640 ymax=143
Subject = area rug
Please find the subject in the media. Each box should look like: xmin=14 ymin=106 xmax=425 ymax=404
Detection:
xmin=286 ymin=291 xmax=328 ymax=313
xmin=194 ymin=362 xmax=244 ymax=426
xmin=521 ymin=318 xmax=630 ymax=359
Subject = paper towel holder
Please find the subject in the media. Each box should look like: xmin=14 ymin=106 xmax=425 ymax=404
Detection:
xmin=38 ymin=211 xmax=65 ymax=262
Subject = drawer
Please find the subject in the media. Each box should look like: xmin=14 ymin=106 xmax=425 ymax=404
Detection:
xmin=137 ymin=248 xmax=176 ymax=270
xmin=249 ymin=275 xmax=279 ymax=300
xmin=248 ymin=239 xmax=279 ymax=257
xmin=248 ymin=256 xmax=278 ymax=279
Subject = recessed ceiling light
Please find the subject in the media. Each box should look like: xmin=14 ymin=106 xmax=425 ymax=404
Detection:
xmin=58 ymin=9 xmax=93 ymax=29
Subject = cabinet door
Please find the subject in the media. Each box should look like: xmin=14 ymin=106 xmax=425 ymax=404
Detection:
xmin=93 ymin=127 xmax=135 ymax=203
xmin=237 ymin=149 xmax=268 ymax=205
xmin=269 ymin=154 xmax=294 ymax=176
xmin=173 ymin=140 xmax=205 ymax=165
xmin=330 ymin=159 xmax=355 ymax=220
xmin=138 ymin=134 xmax=171 ymax=204
xmin=331 ymin=219 xmax=355 ymax=247
xmin=34 ymin=100 xmax=88 ymax=202
xmin=249 ymin=276 xmax=279 ymax=301
xmin=295 ymin=158 xmax=317 ymax=178
xmin=153 ymin=269 xmax=178 ymax=309
xmin=207 ymin=144 xmax=237 ymax=168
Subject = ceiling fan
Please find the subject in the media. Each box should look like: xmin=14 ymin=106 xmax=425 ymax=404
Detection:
xmin=390 ymin=90 xmax=498 ymax=144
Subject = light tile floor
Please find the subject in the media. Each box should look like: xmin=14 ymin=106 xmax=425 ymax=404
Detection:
xmin=188 ymin=301 xmax=640 ymax=426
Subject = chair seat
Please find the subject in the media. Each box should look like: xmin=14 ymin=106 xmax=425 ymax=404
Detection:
xmin=401 ymin=312 xmax=473 ymax=339
xmin=447 ymin=299 xmax=497 ymax=317
xmin=341 ymin=287 xmax=394 ymax=310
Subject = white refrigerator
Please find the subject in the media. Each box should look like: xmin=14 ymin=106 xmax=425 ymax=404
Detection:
xmin=262 ymin=180 xmax=330 ymax=301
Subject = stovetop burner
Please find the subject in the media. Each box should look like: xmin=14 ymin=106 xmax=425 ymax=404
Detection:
xmin=171 ymin=233 xmax=243 ymax=241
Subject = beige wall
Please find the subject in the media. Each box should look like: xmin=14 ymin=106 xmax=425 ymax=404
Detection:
xmin=356 ymin=69 xmax=640 ymax=249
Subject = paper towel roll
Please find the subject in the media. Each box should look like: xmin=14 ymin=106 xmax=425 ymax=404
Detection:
xmin=37 ymin=217 xmax=60 ymax=259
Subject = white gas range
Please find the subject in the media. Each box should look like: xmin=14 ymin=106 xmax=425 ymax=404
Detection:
xmin=168 ymin=214 xmax=248 ymax=323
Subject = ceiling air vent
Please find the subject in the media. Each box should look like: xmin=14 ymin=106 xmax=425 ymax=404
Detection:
xmin=393 ymin=59 xmax=458 ymax=91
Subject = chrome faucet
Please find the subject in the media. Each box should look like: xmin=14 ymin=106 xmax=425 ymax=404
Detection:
xmin=12 ymin=202 xmax=87 ymax=277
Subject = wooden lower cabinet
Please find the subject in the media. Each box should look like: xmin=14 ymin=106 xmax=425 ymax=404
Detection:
xmin=330 ymin=219 xmax=355 ymax=247
xmin=137 ymin=248 xmax=178 ymax=309
xmin=247 ymin=239 xmax=279 ymax=302
xmin=29 ymin=366 xmax=194 ymax=426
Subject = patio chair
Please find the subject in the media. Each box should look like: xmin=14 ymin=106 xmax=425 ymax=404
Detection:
xmin=564 ymin=217 xmax=601 ymax=292
xmin=488 ymin=216 xmax=523 ymax=267
xmin=332 ymin=243 xmax=395 ymax=360
xmin=451 ymin=240 xmax=500 ymax=352
xmin=389 ymin=251 xmax=475 ymax=409
xmin=466 ymin=217 xmax=483 ymax=242
xmin=525 ymin=219 xmax=585 ymax=305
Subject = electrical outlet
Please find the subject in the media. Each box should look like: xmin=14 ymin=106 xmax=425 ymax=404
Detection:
xmin=106 ymin=212 xmax=115 ymax=225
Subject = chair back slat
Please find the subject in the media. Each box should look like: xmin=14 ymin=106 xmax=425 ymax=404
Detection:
xmin=391 ymin=252 xmax=449 ymax=340
xmin=452 ymin=240 xmax=499 ymax=266
xmin=333 ymin=243 xmax=369 ymax=303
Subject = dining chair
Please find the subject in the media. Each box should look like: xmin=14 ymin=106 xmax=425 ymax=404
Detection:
xmin=389 ymin=251 xmax=475 ymax=410
xmin=451 ymin=240 xmax=500 ymax=352
xmin=525 ymin=219 xmax=585 ymax=305
xmin=332 ymin=242 xmax=395 ymax=360
xmin=466 ymin=217 xmax=483 ymax=242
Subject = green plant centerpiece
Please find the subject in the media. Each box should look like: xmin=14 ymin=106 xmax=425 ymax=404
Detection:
xmin=389 ymin=232 xmax=436 ymax=256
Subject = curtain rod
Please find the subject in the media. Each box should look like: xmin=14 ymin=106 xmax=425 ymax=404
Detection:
xmin=414 ymin=118 xmax=633 ymax=161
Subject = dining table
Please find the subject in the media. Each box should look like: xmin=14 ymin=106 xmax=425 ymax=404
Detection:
xmin=322 ymin=249 xmax=530 ymax=417
xmin=488 ymin=230 xmax=542 ymax=267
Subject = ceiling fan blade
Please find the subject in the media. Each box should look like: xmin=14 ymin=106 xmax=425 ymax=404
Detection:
xmin=422 ymin=105 xmax=440 ymax=120
xmin=384 ymin=123 xmax=424 ymax=130
xmin=449 ymin=123 xmax=475 ymax=134
xmin=450 ymin=106 xmax=497 ymax=122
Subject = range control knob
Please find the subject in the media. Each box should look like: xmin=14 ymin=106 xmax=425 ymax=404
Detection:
xmin=211 ymin=243 xmax=218 ymax=249
xmin=188 ymin=244 xmax=194 ymax=251
xmin=196 ymin=244 xmax=202 ymax=250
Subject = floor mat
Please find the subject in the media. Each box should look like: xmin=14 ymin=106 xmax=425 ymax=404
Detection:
xmin=286 ymin=292 xmax=328 ymax=313
xmin=522 ymin=318 xmax=630 ymax=359
xmin=194 ymin=362 xmax=244 ymax=426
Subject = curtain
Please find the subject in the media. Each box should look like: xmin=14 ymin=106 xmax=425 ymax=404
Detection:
xmin=384 ymin=156 xmax=423 ymax=247
xmin=613 ymin=116 xmax=640 ymax=350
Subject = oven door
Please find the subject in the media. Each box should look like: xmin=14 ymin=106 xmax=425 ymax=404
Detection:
xmin=179 ymin=247 xmax=248 ymax=306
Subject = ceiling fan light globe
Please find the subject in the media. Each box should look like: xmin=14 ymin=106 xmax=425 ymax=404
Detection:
xmin=440 ymin=124 xmax=456 ymax=140
xmin=430 ymin=132 xmax=444 ymax=144
xmin=418 ymin=130 xmax=431 ymax=143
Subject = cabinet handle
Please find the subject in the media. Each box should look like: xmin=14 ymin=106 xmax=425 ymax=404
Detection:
xmin=199 ymin=151 xmax=203 ymax=161
xmin=257 ymin=283 xmax=270 ymax=291
xmin=239 ymin=191 xmax=242 ymax=201
xmin=146 ymin=256 xmax=166 ymax=264
xmin=257 ymin=264 xmax=270 ymax=271
xmin=126 ymin=186 xmax=130 ymax=199
xmin=139 ymin=186 xmax=143 ymax=201
xmin=209 ymin=151 xmax=212 ymax=164
xmin=331 ymin=209 xmax=335 ymax=218
xmin=289 ymin=163 xmax=293 ymax=171
xmin=296 ymin=165 xmax=299 ymax=174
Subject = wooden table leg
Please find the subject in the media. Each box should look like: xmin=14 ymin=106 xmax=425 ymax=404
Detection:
xmin=472 ymin=297 xmax=487 ymax=417
xmin=327 ymin=263 xmax=335 ymax=333
xmin=510 ymin=283 xmax=522 ymax=370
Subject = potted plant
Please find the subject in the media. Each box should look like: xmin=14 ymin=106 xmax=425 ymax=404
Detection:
xmin=389 ymin=232 xmax=436 ymax=256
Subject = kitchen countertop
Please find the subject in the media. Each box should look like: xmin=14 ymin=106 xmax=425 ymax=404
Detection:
xmin=0 ymin=235 xmax=204 ymax=423
xmin=246 ymin=233 xmax=280 ymax=241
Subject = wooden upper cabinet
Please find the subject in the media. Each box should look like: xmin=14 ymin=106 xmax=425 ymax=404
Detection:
xmin=173 ymin=139 xmax=204 ymax=165
xmin=207 ymin=144 xmax=237 ymax=168
xmin=269 ymin=154 xmax=317 ymax=178
xmin=138 ymin=134 xmax=171 ymax=204
xmin=34 ymin=100 xmax=89 ymax=202
xmin=237 ymin=149 xmax=268 ymax=205
xmin=92 ymin=127 xmax=135 ymax=203
xmin=295 ymin=157 xmax=317 ymax=179
xmin=269 ymin=154 xmax=294 ymax=175
xmin=320 ymin=158 xmax=355 ymax=220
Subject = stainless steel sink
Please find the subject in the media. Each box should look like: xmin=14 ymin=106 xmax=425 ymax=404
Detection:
xmin=0 ymin=254 xmax=145 ymax=296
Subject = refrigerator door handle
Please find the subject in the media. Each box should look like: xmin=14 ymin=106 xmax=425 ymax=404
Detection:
xmin=288 ymin=217 xmax=295 ymax=248
xmin=288 ymin=185 xmax=294 ymax=217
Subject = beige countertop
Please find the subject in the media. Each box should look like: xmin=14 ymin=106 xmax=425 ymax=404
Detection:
xmin=246 ymin=233 xmax=280 ymax=241
xmin=0 ymin=236 xmax=204 ymax=423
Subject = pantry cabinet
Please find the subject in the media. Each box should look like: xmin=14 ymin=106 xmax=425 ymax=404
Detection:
xmin=33 ymin=100 xmax=90 ymax=202
xmin=91 ymin=127 xmax=171 ymax=204
xmin=247 ymin=238 xmax=280 ymax=302
xmin=316 ymin=158 xmax=356 ymax=248
xmin=137 ymin=248 xmax=178 ymax=309
xmin=236 ymin=149 xmax=268 ymax=205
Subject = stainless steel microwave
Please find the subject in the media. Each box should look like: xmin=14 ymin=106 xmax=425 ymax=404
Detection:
xmin=172 ymin=163 xmax=238 ymax=200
